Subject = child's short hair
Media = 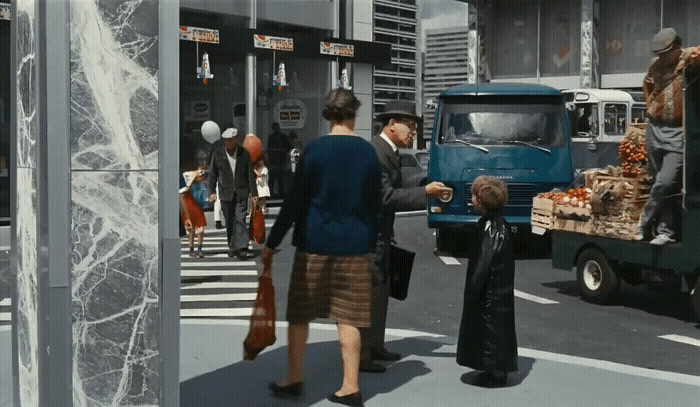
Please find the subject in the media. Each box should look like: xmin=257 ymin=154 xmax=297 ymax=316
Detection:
xmin=472 ymin=176 xmax=508 ymax=214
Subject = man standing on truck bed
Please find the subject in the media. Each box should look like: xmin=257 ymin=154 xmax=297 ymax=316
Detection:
xmin=637 ymin=28 xmax=700 ymax=245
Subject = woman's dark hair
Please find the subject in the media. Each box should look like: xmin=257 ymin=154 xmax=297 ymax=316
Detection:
xmin=472 ymin=175 xmax=508 ymax=214
xmin=322 ymin=88 xmax=361 ymax=122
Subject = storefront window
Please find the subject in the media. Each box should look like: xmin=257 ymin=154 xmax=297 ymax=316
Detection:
xmin=663 ymin=0 xmax=700 ymax=49
xmin=600 ymin=0 xmax=661 ymax=74
xmin=540 ymin=0 xmax=581 ymax=76
xmin=489 ymin=0 xmax=538 ymax=78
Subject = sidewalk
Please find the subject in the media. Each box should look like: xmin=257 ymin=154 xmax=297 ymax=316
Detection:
xmin=179 ymin=320 xmax=700 ymax=407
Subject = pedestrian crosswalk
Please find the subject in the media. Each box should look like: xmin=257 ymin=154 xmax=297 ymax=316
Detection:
xmin=0 ymin=297 xmax=10 ymax=325
xmin=180 ymin=229 xmax=262 ymax=320
xmin=0 ymin=213 xmax=277 ymax=325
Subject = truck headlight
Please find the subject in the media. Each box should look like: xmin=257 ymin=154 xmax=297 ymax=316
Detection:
xmin=437 ymin=189 xmax=453 ymax=203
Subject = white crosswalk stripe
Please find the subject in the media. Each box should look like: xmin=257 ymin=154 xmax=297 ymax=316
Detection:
xmin=0 ymin=297 xmax=9 ymax=325
xmin=180 ymin=308 xmax=254 ymax=318
xmin=179 ymin=224 xmax=270 ymax=320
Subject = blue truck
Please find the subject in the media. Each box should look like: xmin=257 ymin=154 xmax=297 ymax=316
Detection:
xmin=427 ymin=82 xmax=575 ymax=253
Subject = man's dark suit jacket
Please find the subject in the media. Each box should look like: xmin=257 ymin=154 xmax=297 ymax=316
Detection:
xmin=370 ymin=136 xmax=427 ymax=275
xmin=208 ymin=145 xmax=257 ymax=202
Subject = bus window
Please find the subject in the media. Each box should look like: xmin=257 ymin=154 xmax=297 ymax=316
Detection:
xmin=604 ymin=104 xmax=626 ymax=135
xmin=575 ymin=103 xmax=598 ymax=136
xmin=631 ymin=104 xmax=646 ymax=124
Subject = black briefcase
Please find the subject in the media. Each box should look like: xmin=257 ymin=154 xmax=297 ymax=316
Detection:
xmin=388 ymin=244 xmax=416 ymax=301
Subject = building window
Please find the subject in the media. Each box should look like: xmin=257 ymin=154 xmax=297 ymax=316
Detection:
xmin=490 ymin=0 xmax=538 ymax=78
xmin=540 ymin=0 xmax=581 ymax=76
xmin=600 ymin=0 xmax=661 ymax=74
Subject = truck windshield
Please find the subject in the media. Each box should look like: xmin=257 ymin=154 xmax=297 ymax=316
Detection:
xmin=438 ymin=97 xmax=567 ymax=147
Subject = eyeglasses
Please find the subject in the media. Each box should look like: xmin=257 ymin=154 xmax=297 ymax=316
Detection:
xmin=394 ymin=119 xmax=417 ymax=133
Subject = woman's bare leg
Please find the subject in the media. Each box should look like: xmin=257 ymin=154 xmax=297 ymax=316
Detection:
xmin=335 ymin=323 xmax=361 ymax=396
xmin=279 ymin=323 xmax=309 ymax=385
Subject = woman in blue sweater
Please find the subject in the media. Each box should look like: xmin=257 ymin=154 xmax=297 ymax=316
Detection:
xmin=263 ymin=88 xmax=382 ymax=407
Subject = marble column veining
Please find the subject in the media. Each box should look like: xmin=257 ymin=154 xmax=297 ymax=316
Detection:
xmin=70 ymin=0 xmax=160 ymax=405
xmin=15 ymin=0 xmax=40 ymax=406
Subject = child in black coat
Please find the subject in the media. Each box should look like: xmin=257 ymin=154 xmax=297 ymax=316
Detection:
xmin=456 ymin=175 xmax=518 ymax=387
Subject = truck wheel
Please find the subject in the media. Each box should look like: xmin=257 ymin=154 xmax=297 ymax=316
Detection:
xmin=576 ymin=248 xmax=619 ymax=304
xmin=691 ymin=276 xmax=700 ymax=323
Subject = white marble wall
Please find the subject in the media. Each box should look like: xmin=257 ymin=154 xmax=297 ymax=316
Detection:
xmin=15 ymin=0 xmax=40 ymax=405
xmin=69 ymin=0 xmax=160 ymax=405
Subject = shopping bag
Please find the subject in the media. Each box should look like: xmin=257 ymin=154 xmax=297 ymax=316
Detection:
xmin=252 ymin=205 xmax=266 ymax=244
xmin=243 ymin=260 xmax=276 ymax=360
xmin=189 ymin=180 xmax=212 ymax=210
xmin=388 ymin=244 xmax=416 ymax=301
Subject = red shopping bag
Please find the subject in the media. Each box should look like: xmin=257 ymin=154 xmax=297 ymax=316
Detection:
xmin=243 ymin=259 xmax=276 ymax=360
xmin=252 ymin=205 xmax=266 ymax=244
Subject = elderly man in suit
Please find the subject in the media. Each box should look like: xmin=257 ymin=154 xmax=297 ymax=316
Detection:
xmin=360 ymin=100 xmax=451 ymax=373
xmin=209 ymin=127 xmax=258 ymax=260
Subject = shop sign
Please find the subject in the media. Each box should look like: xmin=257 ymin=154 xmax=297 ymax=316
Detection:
xmin=274 ymin=99 xmax=307 ymax=130
xmin=254 ymin=35 xmax=293 ymax=52
xmin=0 ymin=3 xmax=10 ymax=21
xmin=605 ymin=38 xmax=623 ymax=56
xmin=180 ymin=26 xmax=220 ymax=44
xmin=320 ymin=42 xmax=354 ymax=58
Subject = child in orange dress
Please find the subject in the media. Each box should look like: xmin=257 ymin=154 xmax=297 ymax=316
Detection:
xmin=180 ymin=168 xmax=207 ymax=257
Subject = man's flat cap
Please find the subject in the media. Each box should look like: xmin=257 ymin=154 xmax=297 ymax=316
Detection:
xmin=651 ymin=27 xmax=679 ymax=54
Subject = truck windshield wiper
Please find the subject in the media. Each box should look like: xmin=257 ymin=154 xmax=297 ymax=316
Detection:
xmin=442 ymin=139 xmax=489 ymax=153
xmin=501 ymin=140 xmax=551 ymax=154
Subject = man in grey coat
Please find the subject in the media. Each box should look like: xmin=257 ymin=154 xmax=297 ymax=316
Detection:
xmin=208 ymin=128 xmax=258 ymax=260
xmin=360 ymin=100 xmax=450 ymax=373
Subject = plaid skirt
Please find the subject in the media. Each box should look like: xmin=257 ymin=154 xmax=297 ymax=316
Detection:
xmin=286 ymin=251 xmax=373 ymax=327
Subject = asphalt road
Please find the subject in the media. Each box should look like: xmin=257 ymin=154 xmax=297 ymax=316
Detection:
xmin=267 ymin=214 xmax=700 ymax=377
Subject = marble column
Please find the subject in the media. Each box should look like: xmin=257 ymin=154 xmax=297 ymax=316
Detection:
xmin=12 ymin=0 xmax=180 ymax=405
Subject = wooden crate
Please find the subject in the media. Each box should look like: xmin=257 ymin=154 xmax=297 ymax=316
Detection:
xmin=590 ymin=216 xmax=640 ymax=240
xmin=586 ymin=175 xmax=649 ymax=199
xmin=554 ymin=204 xmax=592 ymax=220
xmin=531 ymin=197 xmax=555 ymax=230
xmin=532 ymin=196 xmax=555 ymax=212
xmin=551 ymin=218 xmax=593 ymax=235
xmin=531 ymin=210 xmax=554 ymax=230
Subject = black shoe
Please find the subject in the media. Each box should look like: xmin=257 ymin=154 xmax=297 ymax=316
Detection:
xmin=472 ymin=371 xmax=507 ymax=387
xmin=371 ymin=347 xmax=401 ymax=361
xmin=359 ymin=360 xmax=386 ymax=373
xmin=268 ymin=381 xmax=303 ymax=398
xmin=227 ymin=250 xmax=236 ymax=258
xmin=215 ymin=221 xmax=224 ymax=229
xmin=236 ymin=249 xmax=256 ymax=261
xmin=327 ymin=392 xmax=364 ymax=407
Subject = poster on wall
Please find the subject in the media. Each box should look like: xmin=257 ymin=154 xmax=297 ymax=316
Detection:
xmin=274 ymin=99 xmax=307 ymax=130
xmin=180 ymin=26 xmax=220 ymax=44
xmin=254 ymin=35 xmax=293 ymax=52
xmin=0 ymin=3 xmax=10 ymax=20
xmin=320 ymin=42 xmax=355 ymax=58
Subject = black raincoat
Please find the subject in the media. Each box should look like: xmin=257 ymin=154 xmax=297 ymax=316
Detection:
xmin=456 ymin=212 xmax=518 ymax=373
